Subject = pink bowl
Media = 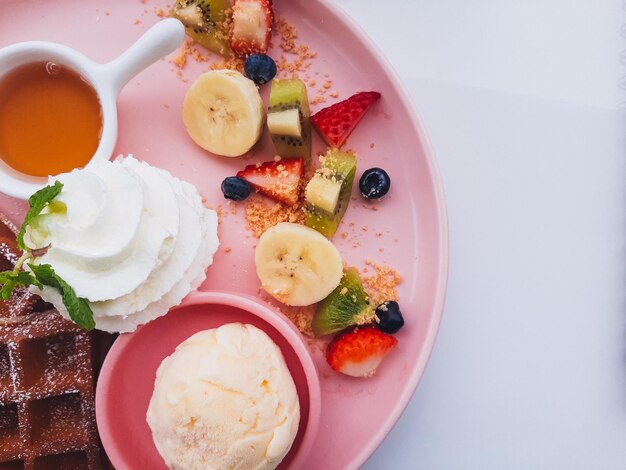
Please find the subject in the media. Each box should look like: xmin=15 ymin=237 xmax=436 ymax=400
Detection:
xmin=95 ymin=291 xmax=321 ymax=469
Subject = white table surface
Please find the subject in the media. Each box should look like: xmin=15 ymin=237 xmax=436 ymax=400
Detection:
xmin=333 ymin=1 xmax=626 ymax=468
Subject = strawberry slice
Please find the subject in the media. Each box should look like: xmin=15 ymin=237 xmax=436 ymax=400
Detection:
xmin=236 ymin=157 xmax=303 ymax=206
xmin=311 ymin=91 xmax=381 ymax=148
xmin=231 ymin=0 xmax=274 ymax=56
xmin=326 ymin=326 xmax=397 ymax=378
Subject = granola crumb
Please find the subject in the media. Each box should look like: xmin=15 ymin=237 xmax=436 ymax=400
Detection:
xmin=244 ymin=194 xmax=306 ymax=238
xmin=329 ymin=91 xmax=339 ymax=99
xmin=155 ymin=7 xmax=166 ymax=17
xmin=361 ymin=263 xmax=402 ymax=306
xmin=258 ymin=286 xmax=315 ymax=336
xmin=279 ymin=305 xmax=315 ymax=337
xmin=275 ymin=16 xmax=298 ymax=52
xmin=274 ymin=16 xmax=320 ymax=85
xmin=208 ymin=55 xmax=245 ymax=74
xmin=171 ymin=39 xmax=191 ymax=69
xmin=224 ymin=247 xmax=232 ymax=253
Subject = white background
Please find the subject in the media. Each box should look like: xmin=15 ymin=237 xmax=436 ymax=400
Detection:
xmin=333 ymin=1 xmax=626 ymax=468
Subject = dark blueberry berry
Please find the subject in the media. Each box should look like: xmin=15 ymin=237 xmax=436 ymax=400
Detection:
xmin=221 ymin=176 xmax=251 ymax=201
xmin=244 ymin=54 xmax=277 ymax=85
xmin=375 ymin=301 xmax=404 ymax=334
xmin=359 ymin=168 xmax=391 ymax=199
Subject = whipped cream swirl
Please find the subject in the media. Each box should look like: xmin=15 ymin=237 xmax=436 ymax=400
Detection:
xmin=26 ymin=156 xmax=219 ymax=333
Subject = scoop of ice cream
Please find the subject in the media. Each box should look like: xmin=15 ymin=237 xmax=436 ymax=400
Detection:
xmin=25 ymin=155 xmax=219 ymax=333
xmin=147 ymin=323 xmax=300 ymax=470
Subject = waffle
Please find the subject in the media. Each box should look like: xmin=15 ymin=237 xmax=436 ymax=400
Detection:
xmin=0 ymin=214 xmax=103 ymax=469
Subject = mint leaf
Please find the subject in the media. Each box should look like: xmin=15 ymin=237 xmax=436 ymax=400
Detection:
xmin=17 ymin=181 xmax=63 ymax=250
xmin=29 ymin=263 xmax=95 ymax=330
xmin=0 ymin=271 xmax=42 ymax=300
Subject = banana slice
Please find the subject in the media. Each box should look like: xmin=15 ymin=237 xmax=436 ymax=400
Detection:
xmin=183 ymin=70 xmax=265 ymax=157
xmin=255 ymin=222 xmax=344 ymax=307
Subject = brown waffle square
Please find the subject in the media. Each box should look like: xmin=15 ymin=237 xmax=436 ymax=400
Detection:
xmin=0 ymin=310 xmax=101 ymax=469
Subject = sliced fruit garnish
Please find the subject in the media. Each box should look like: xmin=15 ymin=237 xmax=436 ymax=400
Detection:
xmin=268 ymin=79 xmax=312 ymax=162
xmin=267 ymin=109 xmax=302 ymax=138
xmin=305 ymin=149 xmax=356 ymax=238
xmin=326 ymin=326 xmax=398 ymax=378
xmin=171 ymin=0 xmax=233 ymax=56
xmin=231 ymin=0 xmax=274 ymax=56
xmin=311 ymin=91 xmax=381 ymax=148
xmin=255 ymin=222 xmax=344 ymax=307
xmin=312 ymin=267 xmax=374 ymax=337
xmin=182 ymin=70 xmax=265 ymax=157
xmin=359 ymin=167 xmax=391 ymax=199
xmin=237 ymin=157 xmax=304 ymax=206
xmin=375 ymin=300 xmax=404 ymax=334
xmin=244 ymin=53 xmax=277 ymax=85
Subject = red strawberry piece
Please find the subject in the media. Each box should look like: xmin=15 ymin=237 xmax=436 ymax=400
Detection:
xmin=236 ymin=157 xmax=303 ymax=206
xmin=326 ymin=326 xmax=397 ymax=378
xmin=231 ymin=0 xmax=274 ymax=56
xmin=311 ymin=91 xmax=381 ymax=148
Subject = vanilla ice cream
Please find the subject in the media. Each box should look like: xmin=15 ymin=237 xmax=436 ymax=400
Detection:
xmin=25 ymin=155 xmax=219 ymax=332
xmin=147 ymin=323 xmax=300 ymax=470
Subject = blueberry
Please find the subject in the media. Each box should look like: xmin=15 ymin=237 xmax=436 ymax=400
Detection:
xmin=375 ymin=301 xmax=404 ymax=334
xmin=244 ymin=54 xmax=277 ymax=85
xmin=359 ymin=168 xmax=391 ymax=199
xmin=221 ymin=176 xmax=251 ymax=201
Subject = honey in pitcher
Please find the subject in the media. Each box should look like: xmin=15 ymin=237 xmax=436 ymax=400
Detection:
xmin=0 ymin=61 xmax=102 ymax=177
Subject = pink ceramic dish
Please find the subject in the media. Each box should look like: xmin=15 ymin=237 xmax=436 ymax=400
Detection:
xmin=0 ymin=0 xmax=448 ymax=468
xmin=95 ymin=291 xmax=321 ymax=470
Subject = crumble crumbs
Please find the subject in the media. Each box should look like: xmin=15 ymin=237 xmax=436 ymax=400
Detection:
xmin=362 ymin=261 xmax=402 ymax=307
xmin=258 ymin=288 xmax=315 ymax=336
xmin=278 ymin=305 xmax=315 ymax=337
xmin=244 ymin=195 xmax=306 ymax=238
xmin=208 ymin=55 xmax=245 ymax=74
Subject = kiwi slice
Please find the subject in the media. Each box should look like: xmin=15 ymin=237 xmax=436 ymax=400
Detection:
xmin=312 ymin=268 xmax=374 ymax=337
xmin=171 ymin=0 xmax=232 ymax=56
xmin=305 ymin=149 xmax=356 ymax=238
xmin=268 ymin=79 xmax=312 ymax=162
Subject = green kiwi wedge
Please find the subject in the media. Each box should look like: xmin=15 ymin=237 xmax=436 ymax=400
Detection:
xmin=305 ymin=149 xmax=357 ymax=238
xmin=312 ymin=268 xmax=374 ymax=337
xmin=267 ymin=79 xmax=312 ymax=162
xmin=171 ymin=0 xmax=232 ymax=56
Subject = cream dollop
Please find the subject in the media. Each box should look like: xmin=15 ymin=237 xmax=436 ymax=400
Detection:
xmin=147 ymin=323 xmax=300 ymax=470
xmin=26 ymin=156 xmax=219 ymax=333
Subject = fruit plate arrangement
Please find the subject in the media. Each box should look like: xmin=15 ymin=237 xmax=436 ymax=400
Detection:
xmin=0 ymin=0 xmax=448 ymax=469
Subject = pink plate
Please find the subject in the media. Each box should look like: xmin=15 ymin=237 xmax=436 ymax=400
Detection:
xmin=0 ymin=0 xmax=448 ymax=468
xmin=95 ymin=291 xmax=321 ymax=470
